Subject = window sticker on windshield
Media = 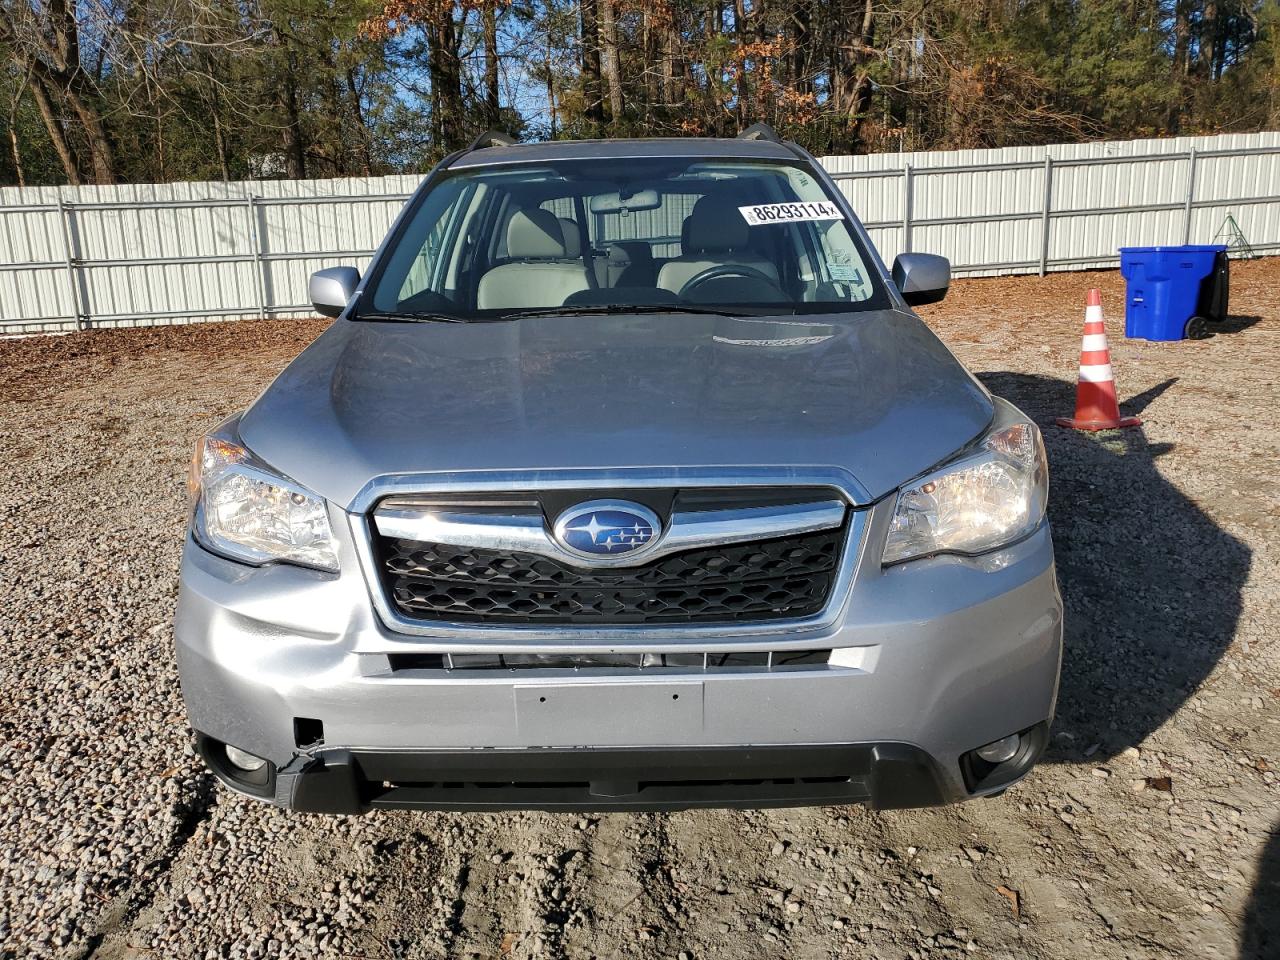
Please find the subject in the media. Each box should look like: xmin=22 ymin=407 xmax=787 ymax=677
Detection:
xmin=738 ymin=201 xmax=844 ymax=226
xmin=827 ymin=264 xmax=864 ymax=283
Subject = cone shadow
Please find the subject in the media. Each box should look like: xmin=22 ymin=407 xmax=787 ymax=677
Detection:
xmin=1119 ymin=377 xmax=1178 ymax=417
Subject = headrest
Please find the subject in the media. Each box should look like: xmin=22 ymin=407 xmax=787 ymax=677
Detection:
xmin=684 ymin=195 xmax=750 ymax=253
xmin=507 ymin=208 xmax=567 ymax=258
xmin=558 ymin=217 xmax=581 ymax=257
xmin=606 ymin=241 xmax=654 ymax=265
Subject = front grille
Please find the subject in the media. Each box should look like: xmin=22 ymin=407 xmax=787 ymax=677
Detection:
xmin=377 ymin=526 xmax=845 ymax=625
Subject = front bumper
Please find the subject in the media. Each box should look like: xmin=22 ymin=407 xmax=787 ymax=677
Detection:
xmin=175 ymin=499 xmax=1062 ymax=813
xmin=198 ymin=737 xmax=993 ymax=813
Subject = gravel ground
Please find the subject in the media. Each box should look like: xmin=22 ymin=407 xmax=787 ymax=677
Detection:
xmin=1 ymin=260 xmax=1277 ymax=960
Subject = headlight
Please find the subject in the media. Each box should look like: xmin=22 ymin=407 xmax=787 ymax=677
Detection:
xmin=883 ymin=400 xmax=1047 ymax=565
xmin=188 ymin=419 xmax=339 ymax=573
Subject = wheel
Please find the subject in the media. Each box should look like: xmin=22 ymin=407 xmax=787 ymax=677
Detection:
xmin=1185 ymin=315 xmax=1211 ymax=340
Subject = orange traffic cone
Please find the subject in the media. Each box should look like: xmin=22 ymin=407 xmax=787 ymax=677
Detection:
xmin=1056 ymin=289 xmax=1141 ymax=431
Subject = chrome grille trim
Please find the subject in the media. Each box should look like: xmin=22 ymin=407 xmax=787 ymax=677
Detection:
xmin=345 ymin=465 xmax=872 ymax=513
xmin=372 ymin=499 xmax=847 ymax=569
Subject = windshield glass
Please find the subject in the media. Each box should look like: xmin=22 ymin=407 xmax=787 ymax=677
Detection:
xmin=363 ymin=156 xmax=888 ymax=320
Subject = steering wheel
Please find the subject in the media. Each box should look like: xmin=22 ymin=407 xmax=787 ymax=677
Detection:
xmin=677 ymin=263 xmax=783 ymax=300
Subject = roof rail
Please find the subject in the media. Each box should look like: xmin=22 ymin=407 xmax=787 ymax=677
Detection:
xmin=737 ymin=123 xmax=781 ymax=143
xmin=466 ymin=130 xmax=518 ymax=151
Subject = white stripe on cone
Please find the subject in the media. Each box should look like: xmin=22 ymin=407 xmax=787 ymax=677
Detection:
xmin=1079 ymin=363 xmax=1115 ymax=383
xmin=1084 ymin=305 xmax=1104 ymax=323
xmin=1081 ymin=333 xmax=1109 ymax=352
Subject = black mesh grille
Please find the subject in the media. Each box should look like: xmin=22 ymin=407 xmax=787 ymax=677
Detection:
xmin=377 ymin=525 xmax=846 ymax=625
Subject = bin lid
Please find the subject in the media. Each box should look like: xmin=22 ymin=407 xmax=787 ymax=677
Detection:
xmin=1118 ymin=244 xmax=1228 ymax=253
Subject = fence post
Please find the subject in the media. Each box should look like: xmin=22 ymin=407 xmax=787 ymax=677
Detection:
xmin=902 ymin=163 xmax=914 ymax=254
xmin=1038 ymin=155 xmax=1054 ymax=277
xmin=56 ymin=195 xmax=85 ymax=331
xmin=1181 ymin=147 xmax=1198 ymax=245
xmin=246 ymin=194 xmax=268 ymax=318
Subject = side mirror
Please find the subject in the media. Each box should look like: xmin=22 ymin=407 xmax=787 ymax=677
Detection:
xmin=309 ymin=267 xmax=361 ymax=318
xmin=891 ymin=253 xmax=950 ymax=306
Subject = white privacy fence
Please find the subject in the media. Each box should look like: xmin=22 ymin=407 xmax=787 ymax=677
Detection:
xmin=1 ymin=130 xmax=1277 ymax=334
xmin=823 ymin=130 xmax=1280 ymax=279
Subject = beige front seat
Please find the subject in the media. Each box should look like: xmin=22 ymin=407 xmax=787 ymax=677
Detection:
xmin=477 ymin=209 xmax=593 ymax=309
xmin=558 ymin=217 xmax=582 ymax=257
xmin=657 ymin=195 xmax=780 ymax=295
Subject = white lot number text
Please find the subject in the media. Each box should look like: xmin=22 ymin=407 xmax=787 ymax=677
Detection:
xmin=738 ymin=201 xmax=844 ymax=226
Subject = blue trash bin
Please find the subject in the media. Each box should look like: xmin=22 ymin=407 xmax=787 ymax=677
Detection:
xmin=1118 ymin=244 xmax=1227 ymax=341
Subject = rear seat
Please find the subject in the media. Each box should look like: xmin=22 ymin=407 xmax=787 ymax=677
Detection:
xmin=600 ymin=241 xmax=657 ymax=288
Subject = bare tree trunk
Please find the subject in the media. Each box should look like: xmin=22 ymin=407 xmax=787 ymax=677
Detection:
xmin=1167 ymin=0 xmax=1192 ymax=132
xmin=789 ymin=0 xmax=812 ymax=96
xmin=148 ymin=76 xmax=166 ymax=182
xmin=0 ymin=0 xmax=112 ymax=181
xmin=156 ymin=112 xmax=166 ymax=181
xmin=29 ymin=75 xmax=80 ymax=185
xmin=754 ymin=0 xmax=768 ymax=119
xmin=8 ymin=123 xmax=25 ymax=187
xmin=345 ymin=68 xmax=374 ymax=176
xmin=834 ymin=0 xmax=875 ymax=149
xmin=734 ymin=0 xmax=748 ymax=128
xmin=642 ymin=9 xmax=659 ymax=122
xmin=1172 ymin=0 xmax=1191 ymax=76
xmin=7 ymin=77 xmax=32 ymax=187
xmin=600 ymin=0 xmax=624 ymax=124
xmin=213 ymin=110 xmax=231 ymax=182
xmin=483 ymin=1 xmax=501 ymax=128
xmin=440 ymin=13 xmax=465 ymax=149
xmin=281 ymin=59 xmax=307 ymax=178
xmin=1199 ymin=0 xmax=1219 ymax=77
xmin=33 ymin=64 xmax=116 ymax=184
xmin=65 ymin=87 xmax=116 ymax=184
xmin=580 ymin=0 xmax=605 ymax=127
xmin=667 ymin=10 xmax=685 ymax=115
xmin=661 ymin=11 xmax=682 ymax=110
xmin=427 ymin=13 xmax=466 ymax=149
xmin=700 ymin=2 xmax=720 ymax=133
xmin=545 ymin=34 xmax=557 ymax=138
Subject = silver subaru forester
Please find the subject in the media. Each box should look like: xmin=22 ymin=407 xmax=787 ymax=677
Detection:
xmin=176 ymin=130 xmax=1062 ymax=814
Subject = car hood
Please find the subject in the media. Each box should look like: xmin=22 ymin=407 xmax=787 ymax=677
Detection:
xmin=238 ymin=310 xmax=993 ymax=508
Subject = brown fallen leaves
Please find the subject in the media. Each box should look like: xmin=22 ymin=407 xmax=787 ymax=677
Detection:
xmin=995 ymin=884 xmax=1021 ymax=919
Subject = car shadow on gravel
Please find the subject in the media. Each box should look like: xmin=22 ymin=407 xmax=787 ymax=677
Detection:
xmin=1240 ymin=823 xmax=1279 ymax=958
xmin=977 ymin=372 xmax=1251 ymax=766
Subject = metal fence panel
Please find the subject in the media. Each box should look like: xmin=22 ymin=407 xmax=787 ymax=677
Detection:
xmin=2 ymin=130 xmax=1278 ymax=334
xmin=822 ymin=130 xmax=1280 ymax=276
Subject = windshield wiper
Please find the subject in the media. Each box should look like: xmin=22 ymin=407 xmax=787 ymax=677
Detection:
xmin=353 ymin=310 xmax=469 ymax=324
xmin=498 ymin=304 xmax=748 ymax=320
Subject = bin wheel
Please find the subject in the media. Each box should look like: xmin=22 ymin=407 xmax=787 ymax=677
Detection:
xmin=1185 ymin=315 xmax=1211 ymax=340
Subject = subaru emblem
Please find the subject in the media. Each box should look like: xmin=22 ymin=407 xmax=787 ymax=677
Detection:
xmin=553 ymin=500 xmax=661 ymax=563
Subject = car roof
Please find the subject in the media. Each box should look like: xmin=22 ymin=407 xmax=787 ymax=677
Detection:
xmin=448 ymin=137 xmax=804 ymax=169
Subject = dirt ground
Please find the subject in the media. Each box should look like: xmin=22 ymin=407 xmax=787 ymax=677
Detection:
xmin=0 ymin=260 xmax=1277 ymax=960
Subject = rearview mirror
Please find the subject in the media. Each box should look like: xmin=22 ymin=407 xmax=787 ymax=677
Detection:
xmin=589 ymin=189 xmax=661 ymax=214
xmin=309 ymin=266 xmax=360 ymax=318
xmin=891 ymin=253 xmax=950 ymax=306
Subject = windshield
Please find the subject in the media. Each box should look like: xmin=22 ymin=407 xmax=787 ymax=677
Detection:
xmin=362 ymin=156 xmax=889 ymax=320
